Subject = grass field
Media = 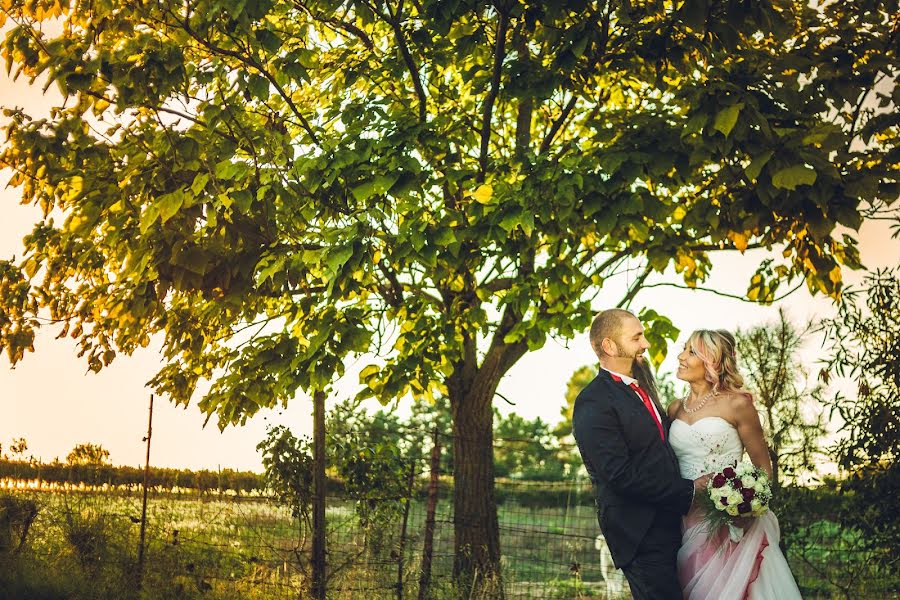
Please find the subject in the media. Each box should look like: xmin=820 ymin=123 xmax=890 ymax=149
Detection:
xmin=1 ymin=488 xmax=896 ymax=599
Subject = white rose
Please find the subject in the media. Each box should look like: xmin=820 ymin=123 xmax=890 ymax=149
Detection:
xmin=741 ymin=475 xmax=756 ymax=488
xmin=726 ymin=504 xmax=740 ymax=516
xmin=728 ymin=489 xmax=743 ymax=505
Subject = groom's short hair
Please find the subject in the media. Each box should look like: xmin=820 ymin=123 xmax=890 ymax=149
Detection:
xmin=590 ymin=308 xmax=635 ymax=357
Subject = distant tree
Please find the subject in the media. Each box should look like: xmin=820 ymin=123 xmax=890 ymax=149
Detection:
xmin=555 ymin=364 xmax=596 ymax=441
xmin=735 ymin=309 xmax=826 ymax=492
xmin=819 ymin=268 xmax=899 ymax=566
xmin=8 ymin=438 xmax=28 ymax=461
xmin=65 ymin=443 xmax=111 ymax=467
xmin=655 ymin=371 xmax=681 ymax=409
xmin=820 ymin=269 xmax=899 ymax=469
xmin=494 ymin=411 xmax=567 ymax=481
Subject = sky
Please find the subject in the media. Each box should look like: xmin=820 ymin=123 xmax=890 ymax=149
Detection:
xmin=1 ymin=39 xmax=897 ymax=473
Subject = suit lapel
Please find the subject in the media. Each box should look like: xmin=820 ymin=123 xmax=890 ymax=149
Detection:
xmin=602 ymin=368 xmax=668 ymax=442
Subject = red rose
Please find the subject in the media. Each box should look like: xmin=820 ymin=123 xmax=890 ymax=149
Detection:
xmin=731 ymin=479 xmax=744 ymax=489
xmin=720 ymin=496 xmax=730 ymax=506
xmin=722 ymin=467 xmax=736 ymax=478
xmin=737 ymin=501 xmax=752 ymax=514
xmin=712 ymin=474 xmax=727 ymax=488
xmin=741 ymin=488 xmax=755 ymax=501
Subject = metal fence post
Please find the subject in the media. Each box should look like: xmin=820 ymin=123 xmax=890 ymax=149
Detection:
xmin=137 ymin=393 xmax=154 ymax=589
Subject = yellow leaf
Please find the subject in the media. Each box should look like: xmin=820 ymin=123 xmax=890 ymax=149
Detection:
xmin=472 ymin=184 xmax=493 ymax=204
xmin=829 ymin=266 xmax=842 ymax=284
xmin=672 ymin=206 xmax=686 ymax=221
xmin=731 ymin=232 xmax=749 ymax=252
xmin=675 ymin=252 xmax=695 ymax=272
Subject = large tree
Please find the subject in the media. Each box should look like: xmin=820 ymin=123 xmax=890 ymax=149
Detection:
xmin=1 ymin=0 xmax=897 ymax=591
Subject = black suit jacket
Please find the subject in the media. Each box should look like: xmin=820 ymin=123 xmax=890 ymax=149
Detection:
xmin=572 ymin=368 xmax=693 ymax=568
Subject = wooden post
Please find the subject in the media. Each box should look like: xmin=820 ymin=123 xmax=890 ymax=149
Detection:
xmin=396 ymin=458 xmax=418 ymax=600
xmin=137 ymin=393 xmax=154 ymax=586
xmin=417 ymin=426 xmax=441 ymax=600
xmin=311 ymin=390 xmax=327 ymax=600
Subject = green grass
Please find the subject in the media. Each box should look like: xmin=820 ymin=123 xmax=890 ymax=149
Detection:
xmin=2 ymin=489 xmax=896 ymax=599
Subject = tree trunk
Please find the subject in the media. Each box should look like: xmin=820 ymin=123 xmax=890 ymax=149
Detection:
xmin=446 ymin=335 xmax=527 ymax=599
xmin=450 ymin=383 xmax=502 ymax=598
xmin=769 ymin=447 xmax=780 ymax=494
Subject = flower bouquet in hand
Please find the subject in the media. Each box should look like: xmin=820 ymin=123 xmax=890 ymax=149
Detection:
xmin=700 ymin=461 xmax=772 ymax=542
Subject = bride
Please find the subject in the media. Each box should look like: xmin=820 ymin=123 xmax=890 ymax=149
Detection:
xmin=668 ymin=329 xmax=802 ymax=599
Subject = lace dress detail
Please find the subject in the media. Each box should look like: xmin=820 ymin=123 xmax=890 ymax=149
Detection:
xmin=669 ymin=416 xmax=803 ymax=600
xmin=669 ymin=416 xmax=744 ymax=480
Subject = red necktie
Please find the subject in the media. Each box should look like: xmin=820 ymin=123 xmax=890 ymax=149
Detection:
xmin=629 ymin=382 xmax=665 ymax=441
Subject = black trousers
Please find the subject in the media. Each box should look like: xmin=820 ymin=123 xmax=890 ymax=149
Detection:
xmin=621 ymin=510 xmax=683 ymax=600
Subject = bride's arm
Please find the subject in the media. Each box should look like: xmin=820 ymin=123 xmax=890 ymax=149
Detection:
xmin=731 ymin=393 xmax=773 ymax=478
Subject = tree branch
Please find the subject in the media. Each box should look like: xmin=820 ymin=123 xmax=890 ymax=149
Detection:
xmin=385 ymin=0 xmax=428 ymax=122
xmin=178 ymin=3 xmax=320 ymax=145
xmin=617 ymin=264 xmax=652 ymax=308
xmin=292 ymin=0 xmax=375 ymax=50
xmin=640 ymin=279 xmax=805 ymax=303
xmin=538 ymin=95 xmax=577 ymax=155
xmin=478 ymin=8 xmax=510 ymax=182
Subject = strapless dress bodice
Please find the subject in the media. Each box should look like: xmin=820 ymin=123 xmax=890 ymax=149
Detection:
xmin=669 ymin=416 xmax=744 ymax=479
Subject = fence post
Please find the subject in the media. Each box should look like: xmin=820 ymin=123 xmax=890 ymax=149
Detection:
xmin=312 ymin=389 xmax=327 ymax=600
xmin=137 ymin=393 xmax=154 ymax=589
xmin=396 ymin=458 xmax=418 ymax=600
xmin=417 ymin=425 xmax=441 ymax=600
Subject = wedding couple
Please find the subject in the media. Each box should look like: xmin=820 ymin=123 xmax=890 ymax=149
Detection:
xmin=573 ymin=308 xmax=803 ymax=599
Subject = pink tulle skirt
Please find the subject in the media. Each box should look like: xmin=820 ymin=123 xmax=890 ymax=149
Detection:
xmin=678 ymin=506 xmax=803 ymax=599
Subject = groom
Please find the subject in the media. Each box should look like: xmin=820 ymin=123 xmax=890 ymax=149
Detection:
xmin=573 ymin=308 xmax=706 ymax=600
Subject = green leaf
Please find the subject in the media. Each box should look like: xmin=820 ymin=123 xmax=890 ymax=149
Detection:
xmin=772 ymin=165 xmax=817 ymax=190
xmin=713 ymin=103 xmax=744 ymax=137
xmin=352 ymin=174 xmax=400 ymax=202
xmin=140 ymin=205 xmax=160 ymax=234
xmin=325 ymin=246 xmax=354 ymax=275
xmin=157 ymin=190 xmax=184 ymax=223
xmin=191 ymin=173 xmax=210 ymax=195
xmin=248 ymin=73 xmax=270 ymax=100
xmin=745 ymin=151 xmax=773 ymax=182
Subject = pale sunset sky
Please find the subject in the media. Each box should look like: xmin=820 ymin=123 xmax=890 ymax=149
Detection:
xmin=1 ymin=39 xmax=897 ymax=472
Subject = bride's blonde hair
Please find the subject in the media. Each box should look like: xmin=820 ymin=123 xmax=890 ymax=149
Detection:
xmin=687 ymin=329 xmax=752 ymax=400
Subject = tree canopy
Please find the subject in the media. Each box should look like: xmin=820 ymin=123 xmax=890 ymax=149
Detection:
xmin=1 ymin=0 xmax=895 ymax=423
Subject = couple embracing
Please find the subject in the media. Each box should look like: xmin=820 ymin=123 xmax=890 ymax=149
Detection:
xmin=573 ymin=309 xmax=803 ymax=599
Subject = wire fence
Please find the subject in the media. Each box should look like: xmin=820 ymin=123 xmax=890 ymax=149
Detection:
xmin=2 ymin=426 xmax=898 ymax=599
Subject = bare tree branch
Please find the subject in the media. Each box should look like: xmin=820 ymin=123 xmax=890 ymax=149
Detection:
xmin=478 ymin=8 xmax=510 ymax=182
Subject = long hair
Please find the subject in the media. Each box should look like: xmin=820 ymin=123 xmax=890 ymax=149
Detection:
xmin=686 ymin=329 xmax=753 ymax=400
xmin=633 ymin=358 xmax=665 ymax=415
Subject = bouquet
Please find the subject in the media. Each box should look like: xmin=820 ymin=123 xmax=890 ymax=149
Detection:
xmin=700 ymin=460 xmax=772 ymax=542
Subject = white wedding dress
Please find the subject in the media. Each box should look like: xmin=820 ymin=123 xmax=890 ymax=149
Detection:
xmin=669 ymin=416 xmax=803 ymax=599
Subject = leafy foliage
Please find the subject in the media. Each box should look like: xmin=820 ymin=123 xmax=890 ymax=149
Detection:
xmin=820 ymin=269 xmax=899 ymax=469
xmin=819 ymin=269 xmax=899 ymax=566
xmin=494 ymin=411 xmax=574 ymax=481
xmin=0 ymin=0 xmax=894 ymax=425
xmin=735 ymin=308 xmax=826 ymax=490
xmin=65 ymin=443 xmax=110 ymax=467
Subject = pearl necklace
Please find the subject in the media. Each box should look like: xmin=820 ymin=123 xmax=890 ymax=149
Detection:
xmin=682 ymin=389 xmax=717 ymax=414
